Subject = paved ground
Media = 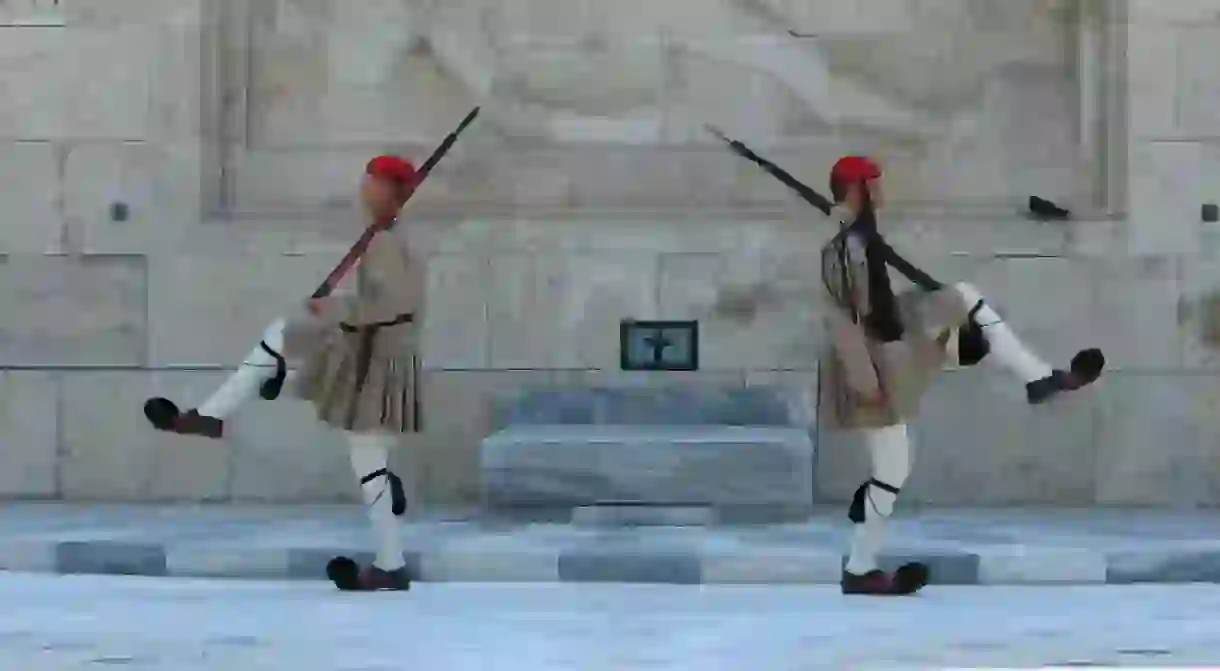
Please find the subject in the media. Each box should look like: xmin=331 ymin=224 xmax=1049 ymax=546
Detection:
xmin=2 ymin=573 xmax=1220 ymax=669
xmin=1 ymin=503 xmax=1219 ymax=585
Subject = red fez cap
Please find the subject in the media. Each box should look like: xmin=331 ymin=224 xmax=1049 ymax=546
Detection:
xmin=365 ymin=155 xmax=417 ymax=189
xmin=830 ymin=155 xmax=881 ymax=184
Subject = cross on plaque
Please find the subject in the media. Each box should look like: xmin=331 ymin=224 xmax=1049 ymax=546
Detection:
xmin=642 ymin=331 xmax=673 ymax=364
xmin=619 ymin=320 xmax=698 ymax=371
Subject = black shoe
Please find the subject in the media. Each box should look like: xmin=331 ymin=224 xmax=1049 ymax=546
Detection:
xmin=1026 ymin=371 xmax=1068 ymax=405
xmin=841 ymin=562 xmax=928 ymax=596
xmin=327 ymin=556 xmax=411 ymax=592
xmin=1026 ymin=349 xmax=1105 ymax=405
xmin=143 ymin=398 xmax=224 ymax=439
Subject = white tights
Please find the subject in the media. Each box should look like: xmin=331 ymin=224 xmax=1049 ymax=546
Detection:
xmin=951 ymin=283 xmax=1052 ymax=383
xmin=198 ymin=318 xmax=290 ymax=419
xmin=843 ymin=284 xmax=1053 ymax=575
xmin=195 ymin=319 xmax=407 ymax=572
xmin=347 ymin=432 xmax=407 ymax=572
xmin=845 ymin=424 xmax=911 ymax=576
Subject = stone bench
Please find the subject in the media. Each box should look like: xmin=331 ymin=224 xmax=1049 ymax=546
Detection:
xmin=482 ymin=424 xmax=815 ymax=509
xmin=479 ymin=385 xmax=816 ymax=520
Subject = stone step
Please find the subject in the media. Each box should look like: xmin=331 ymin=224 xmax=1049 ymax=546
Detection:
xmin=480 ymin=425 xmax=816 ymax=517
xmin=4 ymin=504 xmax=1220 ymax=586
xmin=571 ymin=504 xmax=716 ymax=527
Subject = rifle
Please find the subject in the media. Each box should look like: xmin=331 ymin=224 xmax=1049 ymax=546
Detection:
xmin=311 ymin=106 xmax=481 ymax=299
xmin=704 ymin=124 xmax=834 ymax=216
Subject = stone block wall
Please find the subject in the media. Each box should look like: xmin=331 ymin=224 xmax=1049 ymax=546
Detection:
xmin=1 ymin=0 xmax=1219 ymax=507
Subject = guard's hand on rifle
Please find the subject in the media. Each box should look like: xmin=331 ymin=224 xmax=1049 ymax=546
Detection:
xmin=306 ymin=296 xmax=340 ymax=319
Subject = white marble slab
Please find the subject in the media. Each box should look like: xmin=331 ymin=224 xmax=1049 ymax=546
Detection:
xmin=481 ymin=425 xmax=815 ymax=509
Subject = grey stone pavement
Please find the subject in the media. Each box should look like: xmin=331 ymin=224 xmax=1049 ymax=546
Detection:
xmin=0 ymin=503 xmax=1218 ymax=586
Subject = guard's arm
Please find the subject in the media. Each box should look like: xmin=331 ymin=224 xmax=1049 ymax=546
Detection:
xmin=829 ymin=310 xmax=883 ymax=398
xmin=829 ymin=232 xmax=883 ymax=397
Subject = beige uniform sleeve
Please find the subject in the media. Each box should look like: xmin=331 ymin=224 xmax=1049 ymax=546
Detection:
xmin=828 ymin=311 xmax=881 ymax=396
xmin=840 ymin=224 xmax=871 ymax=321
xmin=826 ymin=216 xmax=880 ymax=396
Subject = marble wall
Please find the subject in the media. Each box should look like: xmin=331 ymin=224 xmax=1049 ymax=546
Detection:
xmin=2 ymin=0 xmax=1220 ymax=507
xmin=220 ymin=0 xmax=1090 ymax=214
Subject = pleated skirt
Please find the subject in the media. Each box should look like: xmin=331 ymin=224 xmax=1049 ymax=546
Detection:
xmin=820 ymin=287 xmax=969 ymax=430
xmin=286 ymin=319 xmax=420 ymax=434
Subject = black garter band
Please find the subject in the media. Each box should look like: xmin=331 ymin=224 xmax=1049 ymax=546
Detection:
xmin=849 ymin=478 xmax=901 ymax=524
xmin=361 ymin=468 xmax=407 ymax=516
xmin=958 ymin=300 xmax=991 ymax=366
xmin=258 ymin=341 xmax=287 ymax=401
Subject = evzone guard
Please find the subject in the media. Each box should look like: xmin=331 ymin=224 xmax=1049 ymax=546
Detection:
xmin=145 ymin=155 xmax=428 ymax=591
xmin=821 ymin=156 xmax=1103 ymax=595
xmin=706 ymin=128 xmax=1105 ymax=596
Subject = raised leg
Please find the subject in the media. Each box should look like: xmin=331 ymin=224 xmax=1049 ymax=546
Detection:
xmin=951 ymin=283 xmax=1104 ymax=404
xmin=143 ymin=318 xmax=290 ymax=439
xmin=842 ymin=424 xmax=926 ymax=596
xmin=327 ymin=431 xmax=411 ymax=592
xmin=951 ymin=283 xmax=1052 ymax=382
